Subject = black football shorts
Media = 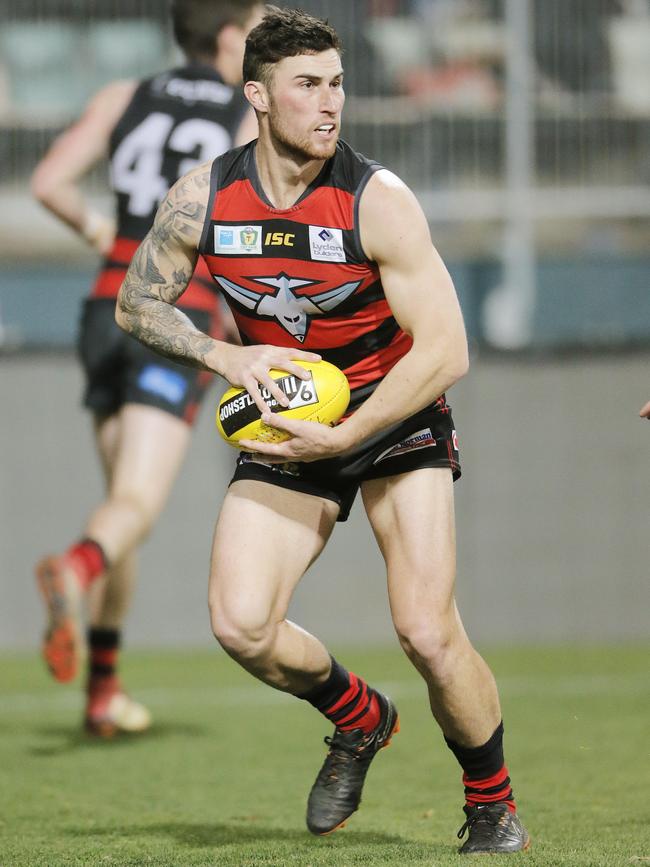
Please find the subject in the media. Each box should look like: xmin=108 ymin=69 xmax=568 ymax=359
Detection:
xmin=78 ymin=297 xmax=213 ymax=423
xmin=229 ymin=401 xmax=461 ymax=521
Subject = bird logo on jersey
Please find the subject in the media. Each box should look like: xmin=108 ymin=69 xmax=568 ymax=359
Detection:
xmin=213 ymin=273 xmax=361 ymax=342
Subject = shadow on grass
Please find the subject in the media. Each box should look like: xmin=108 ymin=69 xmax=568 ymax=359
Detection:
xmin=64 ymin=820 xmax=446 ymax=857
xmin=27 ymin=720 xmax=210 ymax=756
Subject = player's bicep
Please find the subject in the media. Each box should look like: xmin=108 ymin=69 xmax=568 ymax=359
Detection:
xmin=119 ymin=169 xmax=208 ymax=315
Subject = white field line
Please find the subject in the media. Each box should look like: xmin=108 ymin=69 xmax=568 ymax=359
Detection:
xmin=0 ymin=673 xmax=647 ymax=716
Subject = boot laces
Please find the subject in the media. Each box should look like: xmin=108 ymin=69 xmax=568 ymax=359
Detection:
xmin=457 ymin=805 xmax=504 ymax=840
xmin=318 ymin=733 xmax=365 ymax=786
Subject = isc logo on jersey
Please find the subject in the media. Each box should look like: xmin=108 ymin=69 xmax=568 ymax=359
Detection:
xmin=216 ymin=360 xmax=350 ymax=446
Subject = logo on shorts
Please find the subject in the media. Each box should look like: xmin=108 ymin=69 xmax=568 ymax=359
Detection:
xmin=452 ymin=429 xmax=459 ymax=451
xmin=213 ymin=224 xmax=263 ymax=254
xmin=239 ymin=452 xmax=301 ymax=477
xmin=137 ymin=365 xmax=188 ymax=405
xmin=309 ymin=225 xmax=346 ymax=262
xmin=373 ymin=428 xmax=437 ymax=464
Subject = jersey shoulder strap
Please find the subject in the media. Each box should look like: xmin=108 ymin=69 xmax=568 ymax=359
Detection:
xmin=198 ymin=142 xmax=253 ymax=253
xmin=330 ymin=140 xmax=384 ymax=263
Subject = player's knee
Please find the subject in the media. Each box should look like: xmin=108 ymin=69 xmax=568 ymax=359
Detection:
xmin=394 ymin=617 xmax=458 ymax=685
xmin=109 ymin=490 xmax=158 ymax=537
xmin=209 ymin=604 xmax=275 ymax=663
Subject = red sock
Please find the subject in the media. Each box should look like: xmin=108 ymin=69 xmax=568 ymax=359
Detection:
xmin=65 ymin=538 xmax=108 ymax=589
xmin=87 ymin=628 xmax=120 ymax=695
xmin=446 ymin=722 xmax=517 ymax=812
xmin=299 ymin=657 xmax=382 ymax=734
xmin=463 ymin=765 xmax=516 ymax=813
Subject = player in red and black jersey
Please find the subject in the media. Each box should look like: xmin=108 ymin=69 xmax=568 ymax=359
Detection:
xmin=32 ymin=0 xmax=264 ymax=738
xmin=113 ymin=8 xmax=529 ymax=853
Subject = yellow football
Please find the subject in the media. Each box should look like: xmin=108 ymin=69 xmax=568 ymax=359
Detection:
xmin=216 ymin=360 xmax=350 ymax=446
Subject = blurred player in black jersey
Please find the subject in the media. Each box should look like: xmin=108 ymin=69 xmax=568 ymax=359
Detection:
xmin=31 ymin=0 xmax=264 ymax=737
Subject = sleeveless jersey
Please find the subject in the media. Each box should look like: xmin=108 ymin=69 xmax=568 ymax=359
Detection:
xmin=198 ymin=139 xmax=445 ymax=413
xmin=91 ymin=64 xmax=249 ymax=315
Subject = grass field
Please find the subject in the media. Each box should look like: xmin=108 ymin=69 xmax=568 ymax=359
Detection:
xmin=0 ymin=645 xmax=648 ymax=866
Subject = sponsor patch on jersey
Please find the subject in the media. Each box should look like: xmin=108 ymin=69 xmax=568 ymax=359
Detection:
xmin=373 ymin=428 xmax=437 ymax=464
xmin=308 ymin=225 xmax=346 ymax=262
xmin=137 ymin=365 xmax=188 ymax=405
xmin=213 ymin=224 xmax=263 ymax=255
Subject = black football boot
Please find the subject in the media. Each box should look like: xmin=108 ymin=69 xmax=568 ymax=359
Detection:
xmin=457 ymin=803 xmax=530 ymax=854
xmin=306 ymin=693 xmax=399 ymax=835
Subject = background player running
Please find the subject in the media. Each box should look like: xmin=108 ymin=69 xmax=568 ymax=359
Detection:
xmin=113 ymin=6 xmax=530 ymax=854
xmin=32 ymin=0 xmax=264 ymax=737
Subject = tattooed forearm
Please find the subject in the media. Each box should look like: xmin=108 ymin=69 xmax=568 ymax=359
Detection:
xmin=119 ymin=290 xmax=215 ymax=370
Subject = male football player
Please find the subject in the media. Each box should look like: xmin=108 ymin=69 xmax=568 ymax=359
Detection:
xmin=113 ymin=6 xmax=529 ymax=853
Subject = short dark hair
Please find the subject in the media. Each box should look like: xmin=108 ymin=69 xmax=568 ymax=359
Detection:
xmin=171 ymin=0 xmax=260 ymax=62
xmin=243 ymin=6 xmax=341 ymax=86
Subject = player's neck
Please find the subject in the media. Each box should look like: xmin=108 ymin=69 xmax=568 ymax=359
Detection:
xmin=253 ymin=135 xmax=326 ymax=210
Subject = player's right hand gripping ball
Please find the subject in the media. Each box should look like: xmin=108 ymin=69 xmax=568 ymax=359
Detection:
xmin=216 ymin=360 xmax=350 ymax=446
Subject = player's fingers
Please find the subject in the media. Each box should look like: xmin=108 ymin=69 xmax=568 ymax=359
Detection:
xmin=639 ymin=400 xmax=650 ymax=418
xmin=242 ymin=376 xmax=271 ymax=414
xmin=292 ymin=349 xmax=321 ymax=362
xmin=271 ymin=350 xmax=321 ymax=380
xmin=238 ymin=439 xmax=292 ymax=461
xmin=260 ymin=412 xmax=301 ymax=433
xmin=257 ymin=372 xmax=291 ymax=408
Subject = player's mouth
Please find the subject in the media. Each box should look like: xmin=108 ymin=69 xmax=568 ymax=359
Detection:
xmin=314 ymin=123 xmax=337 ymax=138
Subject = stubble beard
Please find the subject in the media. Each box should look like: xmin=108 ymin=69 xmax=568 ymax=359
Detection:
xmin=267 ymin=105 xmax=338 ymax=163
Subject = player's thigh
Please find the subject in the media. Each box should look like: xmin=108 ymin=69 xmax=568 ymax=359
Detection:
xmin=361 ymin=468 xmax=457 ymax=625
xmin=210 ymin=479 xmax=339 ymax=629
xmin=108 ymin=404 xmax=191 ymax=510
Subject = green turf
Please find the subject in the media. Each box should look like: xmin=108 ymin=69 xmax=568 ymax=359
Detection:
xmin=0 ymin=645 xmax=648 ymax=866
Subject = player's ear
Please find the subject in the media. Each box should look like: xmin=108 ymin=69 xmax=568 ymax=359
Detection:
xmin=244 ymin=80 xmax=269 ymax=114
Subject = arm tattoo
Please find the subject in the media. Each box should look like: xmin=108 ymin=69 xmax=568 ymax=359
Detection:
xmin=117 ymin=168 xmax=216 ymax=370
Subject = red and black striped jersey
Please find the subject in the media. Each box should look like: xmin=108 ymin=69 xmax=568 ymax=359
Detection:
xmin=91 ymin=63 xmax=248 ymax=315
xmin=198 ymin=138 xmax=433 ymax=412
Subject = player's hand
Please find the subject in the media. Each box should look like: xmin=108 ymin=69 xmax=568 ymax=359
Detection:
xmin=216 ymin=343 xmax=322 ymax=415
xmin=82 ymin=210 xmax=116 ymax=256
xmin=239 ymin=413 xmax=352 ymax=463
xmin=640 ymin=400 xmax=650 ymax=419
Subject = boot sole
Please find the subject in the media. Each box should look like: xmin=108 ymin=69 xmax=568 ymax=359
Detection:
xmin=36 ymin=557 xmax=79 ymax=683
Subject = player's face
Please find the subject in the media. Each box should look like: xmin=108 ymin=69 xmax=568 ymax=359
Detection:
xmin=266 ymin=50 xmax=344 ymax=162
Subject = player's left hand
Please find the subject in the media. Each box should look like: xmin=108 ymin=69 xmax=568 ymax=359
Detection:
xmin=239 ymin=413 xmax=351 ymax=463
